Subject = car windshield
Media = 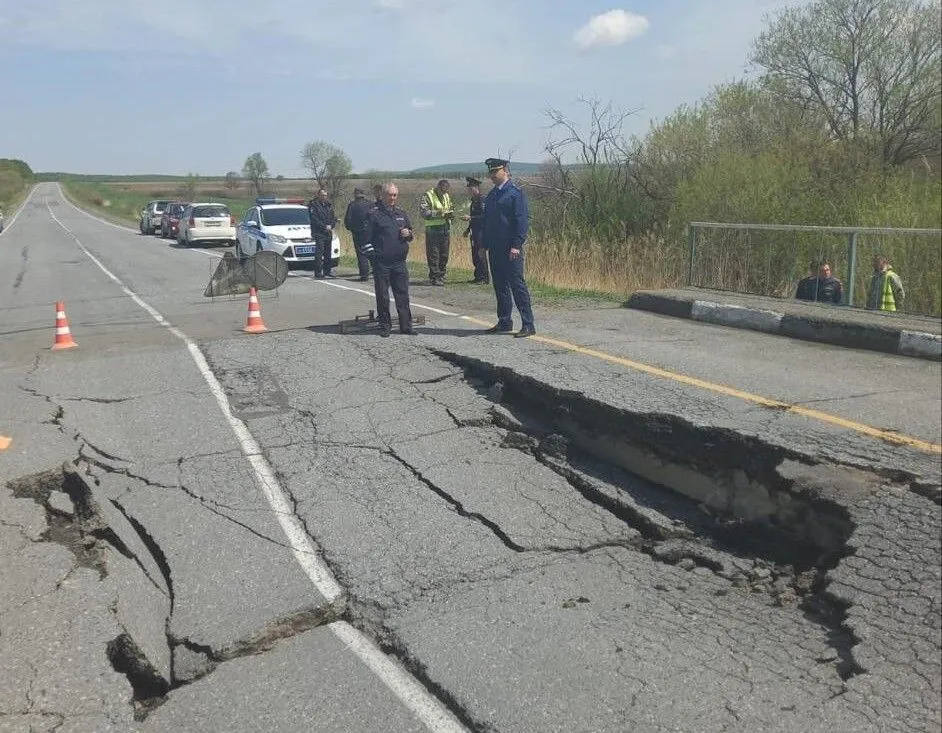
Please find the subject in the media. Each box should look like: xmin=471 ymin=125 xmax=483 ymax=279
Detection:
xmin=170 ymin=204 xmax=186 ymax=216
xmin=193 ymin=205 xmax=230 ymax=218
xmin=260 ymin=207 xmax=310 ymax=226
xmin=155 ymin=201 xmax=172 ymax=209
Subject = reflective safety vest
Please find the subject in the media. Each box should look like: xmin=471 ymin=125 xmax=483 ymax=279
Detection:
xmin=880 ymin=269 xmax=898 ymax=312
xmin=424 ymin=189 xmax=453 ymax=227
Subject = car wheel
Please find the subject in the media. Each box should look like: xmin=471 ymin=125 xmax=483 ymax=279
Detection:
xmin=256 ymin=242 xmax=263 ymax=253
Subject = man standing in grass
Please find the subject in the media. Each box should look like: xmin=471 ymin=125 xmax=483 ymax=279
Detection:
xmin=867 ymin=255 xmax=905 ymax=311
xmin=795 ymin=261 xmax=843 ymax=304
xmin=420 ymin=179 xmax=454 ymax=286
xmin=481 ymin=158 xmax=535 ymax=338
xmin=308 ymin=188 xmax=338 ymax=279
xmin=462 ymin=176 xmax=489 ymax=285
xmin=344 ymin=187 xmax=373 ymax=282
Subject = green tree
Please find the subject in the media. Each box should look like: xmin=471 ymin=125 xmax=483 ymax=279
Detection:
xmin=177 ymin=172 xmax=200 ymax=202
xmin=242 ymin=153 xmax=270 ymax=195
xmin=224 ymin=171 xmax=240 ymax=191
xmin=300 ymin=141 xmax=352 ymax=200
xmin=751 ymin=0 xmax=942 ymax=166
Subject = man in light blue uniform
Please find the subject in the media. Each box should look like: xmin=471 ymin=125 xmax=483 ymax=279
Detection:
xmin=481 ymin=158 xmax=535 ymax=337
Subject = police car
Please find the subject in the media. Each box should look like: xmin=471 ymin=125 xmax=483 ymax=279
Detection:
xmin=236 ymin=198 xmax=340 ymax=268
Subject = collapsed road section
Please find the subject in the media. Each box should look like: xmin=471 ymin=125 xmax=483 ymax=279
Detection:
xmin=3 ymin=325 xmax=938 ymax=733
xmin=202 ymin=330 xmax=941 ymax=733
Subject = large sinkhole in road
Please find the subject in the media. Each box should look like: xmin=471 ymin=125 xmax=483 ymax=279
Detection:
xmin=433 ymin=350 xmax=856 ymax=573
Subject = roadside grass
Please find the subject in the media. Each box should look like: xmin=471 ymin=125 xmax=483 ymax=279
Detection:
xmin=338 ymin=253 xmax=624 ymax=308
xmin=0 ymin=176 xmax=32 ymax=221
xmin=63 ymin=180 xmax=257 ymax=227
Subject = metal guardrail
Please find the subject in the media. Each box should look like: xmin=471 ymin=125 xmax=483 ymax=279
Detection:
xmin=686 ymin=222 xmax=942 ymax=313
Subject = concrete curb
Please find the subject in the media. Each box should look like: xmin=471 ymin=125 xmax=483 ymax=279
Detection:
xmin=626 ymin=293 xmax=942 ymax=362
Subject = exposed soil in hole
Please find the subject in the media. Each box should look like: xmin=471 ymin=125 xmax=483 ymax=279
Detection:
xmin=9 ymin=466 xmax=108 ymax=577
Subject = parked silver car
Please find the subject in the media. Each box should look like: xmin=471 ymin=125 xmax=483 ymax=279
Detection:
xmin=139 ymin=200 xmax=173 ymax=235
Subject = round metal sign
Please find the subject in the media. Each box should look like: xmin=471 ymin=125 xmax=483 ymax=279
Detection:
xmin=244 ymin=251 xmax=289 ymax=291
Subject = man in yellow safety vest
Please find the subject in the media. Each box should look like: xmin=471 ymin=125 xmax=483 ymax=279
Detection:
xmin=866 ymin=255 xmax=905 ymax=312
xmin=420 ymin=179 xmax=454 ymax=286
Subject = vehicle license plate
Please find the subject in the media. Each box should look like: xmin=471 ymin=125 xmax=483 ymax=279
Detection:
xmin=204 ymin=221 xmax=221 ymax=227
xmin=294 ymin=246 xmax=315 ymax=256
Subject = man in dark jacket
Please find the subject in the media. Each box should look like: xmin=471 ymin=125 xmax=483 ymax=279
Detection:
xmin=795 ymin=261 xmax=843 ymax=304
xmin=481 ymin=158 xmax=535 ymax=338
xmin=361 ymin=183 xmax=416 ymax=337
xmin=462 ymin=176 xmax=489 ymax=284
xmin=308 ymin=188 xmax=337 ymax=278
xmin=344 ymin=187 xmax=373 ymax=281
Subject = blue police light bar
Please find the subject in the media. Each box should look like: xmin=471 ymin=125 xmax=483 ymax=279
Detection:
xmin=255 ymin=197 xmax=307 ymax=205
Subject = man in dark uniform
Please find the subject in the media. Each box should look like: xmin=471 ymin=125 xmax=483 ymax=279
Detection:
xmin=481 ymin=158 xmax=535 ymax=338
xmin=361 ymin=183 xmax=417 ymax=337
xmin=462 ymin=176 xmax=489 ymax=284
xmin=307 ymin=188 xmax=338 ymax=278
xmin=795 ymin=260 xmax=843 ymax=304
xmin=344 ymin=187 xmax=373 ymax=281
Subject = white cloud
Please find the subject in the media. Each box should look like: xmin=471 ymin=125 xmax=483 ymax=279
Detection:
xmin=411 ymin=97 xmax=435 ymax=110
xmin=573 ymin=9 xmax=649 ymax=51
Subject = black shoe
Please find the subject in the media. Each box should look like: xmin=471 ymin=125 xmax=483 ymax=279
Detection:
xmin=324 ymin=272 xmax=336 ymax=279
xmin=485 ymin=324 xmax=513 ymax=333
xmin=514 ymin=326 xmax=536 ymax=338
xmin=314 ymin=272 xmax=324 ymax=279
xmin=400 ymin=328 xmax=418 ymax=335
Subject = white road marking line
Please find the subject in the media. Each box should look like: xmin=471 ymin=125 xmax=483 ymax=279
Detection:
xmin=44 ymin=198 xmax=466 ymax=733
xmin=330 ymin=621 xmax=465 ymax=733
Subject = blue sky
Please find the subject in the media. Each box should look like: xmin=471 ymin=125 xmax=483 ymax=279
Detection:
xmin=0 ymin=0 xmax=803 ymax=176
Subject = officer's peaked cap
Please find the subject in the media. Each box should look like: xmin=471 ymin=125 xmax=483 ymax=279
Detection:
xmin=465 ymin=176 xmax=481 ymax=187
xmin=485 ymin=158 xmax=509 ymax=171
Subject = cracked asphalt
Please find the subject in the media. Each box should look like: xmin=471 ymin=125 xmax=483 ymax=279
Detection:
xmin=0 ymin=184 xmax=940 ymax=732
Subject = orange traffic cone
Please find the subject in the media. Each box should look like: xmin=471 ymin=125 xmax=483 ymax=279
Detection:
xmin=51 ymin=301 xmax=78 ymax=350
xmin=243 ymin=288 xmax=268 ymax=333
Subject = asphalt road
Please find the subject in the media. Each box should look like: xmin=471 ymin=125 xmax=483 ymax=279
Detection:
xmin=1 ymin=183 xmax=939 ymax=732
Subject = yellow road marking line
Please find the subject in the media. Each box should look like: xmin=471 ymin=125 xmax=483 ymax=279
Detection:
xmin=459 ymin=315 xmax=941 ymax=455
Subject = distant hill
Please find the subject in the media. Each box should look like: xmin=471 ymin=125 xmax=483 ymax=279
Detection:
xmin=407 ymin=162 xmax=544 ymax=176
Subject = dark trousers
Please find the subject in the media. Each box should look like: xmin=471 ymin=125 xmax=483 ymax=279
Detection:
xmin=489 ymin=249 xmax=534 ymax=329
xmin=373 ymin=259 xmax=412 ymax=330
xmin=353 ymin=238 xmax=372 ymax=279
xmin=314 ymin=234 xmax=332 ymax=275
xmin=471 ymin=236 xmax=489 ymax=282
xmin=425 ymin=226 xmax=450 ymax=282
